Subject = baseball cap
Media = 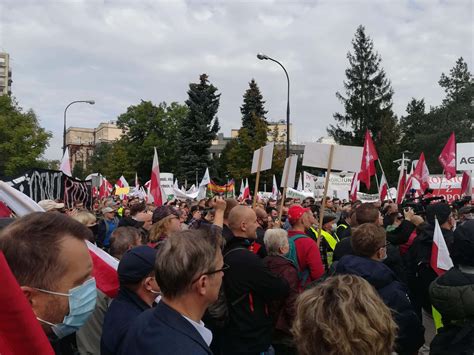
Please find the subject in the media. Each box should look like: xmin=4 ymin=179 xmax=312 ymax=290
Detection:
xmin=426 ymin=203 xmax=451 ymax=225
xmin=102 ymin=207 xmax=114 ymax=214
xmin=322 ymin=213 xmax=337 ymax=225
xmin=288 ymin=205 xmax=310 ymax=224
xmin=118 ymin=246 xmax=158 ymax=284
xmin=152 ymin=205 xmax=179 ymax=224
xmin=38 ymin=199 xmax=65 ymax=212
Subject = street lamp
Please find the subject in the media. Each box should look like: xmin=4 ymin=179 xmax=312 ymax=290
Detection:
xmin=63 ymin=100 xmax=95 ymax=154
xmin=257 ymin=53 xmax=290 ymax=157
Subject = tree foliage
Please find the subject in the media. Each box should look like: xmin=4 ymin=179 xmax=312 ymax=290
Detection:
xmin=241 ymin=79 xmax=268 ymax=136
xmin=176 ymin=74 xmax=220 ymax=182
xmin=0 ymin=96 xmax=51 ymax=177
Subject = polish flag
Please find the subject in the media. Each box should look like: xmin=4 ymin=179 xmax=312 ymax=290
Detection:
xmin=149 ymin=147 xmax=163 ymax=206
xmin=412 ymin=152 xmax=430 ymax=192
xmin=430 ymin=218 xmax=454 ymax=276
xmin=461 ymin=171 xmax=472 ymax=196
xmin=86 ymin=241 xmax=119 ymax=298
xmin=379 ymin=173 xmax=389 ymax=202
xmin=99 ymin=178 xmax=113 ymax=198
xmin=350 ymin=172 xmax=359 ymax=202
xmin=115 ymin=175 xmax=129 ymax=188
xmin=0 ymin=252 xmax=55 ymax=355
xmin=60 ymin=147 xmax=72 ymax=177
xmin=296 ymin=174 xmax=303 ymax=191
xmin=238 ymin=180 xmax=245 ymax=201
xmin=358 ymin=130 xmax=379 ymax=189
xmin=438 ymin=133 xmax=456 ymax=180
xmin=243 ymin=178 xmax=251 ymax=200
xmin=271 ymin=175 xmax=280 ymax=199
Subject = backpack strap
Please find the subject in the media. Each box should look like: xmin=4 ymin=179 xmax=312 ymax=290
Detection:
xmin=287 ymin=234 xmax=311 ymax=287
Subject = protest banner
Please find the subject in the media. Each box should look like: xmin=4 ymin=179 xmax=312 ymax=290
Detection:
xmin=278 ymin=155 xmax=298 ymax=220
xmin=251 ymin=142 xmax=274 ymax=208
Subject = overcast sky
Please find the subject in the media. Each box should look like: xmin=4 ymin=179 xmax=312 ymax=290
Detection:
xmin=1 ymin=0 xmax=472 ymax=160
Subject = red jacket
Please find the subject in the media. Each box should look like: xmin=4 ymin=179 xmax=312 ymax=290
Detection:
xmin=287 ymin=230 xmax=325 ymax=284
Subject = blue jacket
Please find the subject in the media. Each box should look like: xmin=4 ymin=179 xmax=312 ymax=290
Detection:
xmin=336 ymin=255 xmax=424 ymax=355
xmin=100 ymin=288 xmax=151 ymax=355
xmin=119 ymin=301 xmax=212 ymax=355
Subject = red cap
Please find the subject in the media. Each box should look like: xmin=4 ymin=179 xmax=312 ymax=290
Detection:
xmin=288 ymin=205 xmax=310 ymax=224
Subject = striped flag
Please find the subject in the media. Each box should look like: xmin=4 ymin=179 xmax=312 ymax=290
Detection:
xmin=430 ymin=218 xmax=454 ymax=276
xmin=86 ymin=241 xmax=119 ymax=298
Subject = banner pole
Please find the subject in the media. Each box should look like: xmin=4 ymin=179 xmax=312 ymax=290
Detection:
xmin=316 ymin=145 xmax=335 ymax=247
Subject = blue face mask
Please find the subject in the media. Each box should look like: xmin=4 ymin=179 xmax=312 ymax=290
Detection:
xmin=36 ymin=278 xmax=97 ymax=338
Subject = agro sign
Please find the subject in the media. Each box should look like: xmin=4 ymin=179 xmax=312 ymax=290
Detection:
xmin=456 ymin=143 xmax=474 ymax=171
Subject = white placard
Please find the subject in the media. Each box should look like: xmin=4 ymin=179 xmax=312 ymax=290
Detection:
xmin=303 ymin=143 xmax=363 ymax=172
xmin=281 ymin=155 xmax=298 ymax=188
xmin=160 ymin=173 xmax=174 ymax=198
xmin=286 ymin=187 xmax=314 ymax=200
xmin=456 ymin=143 xmax=474 ymax=171
xmin=251 ymin=142 xmax=275 ymax=174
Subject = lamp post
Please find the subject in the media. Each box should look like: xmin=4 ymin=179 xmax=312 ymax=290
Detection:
xmin=63 ymin=100 xmax=95 ymax=154
xmin=257 ymin=53 xmax=290 ymax=158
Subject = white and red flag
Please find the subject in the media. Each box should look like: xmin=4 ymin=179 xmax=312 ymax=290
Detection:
xmin=115 ymin=175 xmax=129 ymax=188
xmin=438 ymin=132 xmax=456 ymax=180
xmin=461 ymin=171 xmax=472 ymax=196
xmin=379 ymin=173 xmax=389 ymax=202
xmin=271 ymin=175 xmax=280 ymax=200
xmin=412 ymin=152 xmax=430 ymax=192
xmin=99 ymin=178 xmax=113 ymax=198
xmin=350 ymin=172 xmax=359 ymax=202
xmin=238 ymin=180 xmax=245 ymax=201
xmin=86 ymin=241 xmax=119 ymax=298
xmin=358 ymin=130 xmax=379 ymax=189
xmin=149 ymin=147 xmax=163 ymax=206
xmin=60 ymin=147 xmax=72 ymax=177
xmin=430 ymin=218 xmax=454 ymax=276
xmin=243 ymin=178 xmax=251 ymax=200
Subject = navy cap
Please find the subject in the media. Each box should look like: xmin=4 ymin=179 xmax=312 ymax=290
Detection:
xmin=118 ymin=246 xmax=157 ymax=284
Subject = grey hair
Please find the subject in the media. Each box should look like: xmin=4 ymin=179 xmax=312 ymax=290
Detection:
xmin=264 ymin=228 xmax=289 ymax=256
xmin=155 ymin=228 xmax=223 ymax=299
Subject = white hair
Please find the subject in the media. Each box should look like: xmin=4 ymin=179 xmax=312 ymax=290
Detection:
xmin=264 ymin=228 xmax=289 ymax=256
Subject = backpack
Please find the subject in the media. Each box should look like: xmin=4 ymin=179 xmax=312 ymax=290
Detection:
xmin=285 ymin=234 xmax=310 ymax=287
xmin=206 ymin=247 xmax=248 ymax=328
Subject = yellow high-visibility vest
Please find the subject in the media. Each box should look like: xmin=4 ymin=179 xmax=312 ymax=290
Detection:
xmin=319 ymin=229 xmax=340 ymax=251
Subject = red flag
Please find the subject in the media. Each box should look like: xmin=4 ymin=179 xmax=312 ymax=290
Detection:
xmin=379 ymin=173 xmax=389 ymax=202
xmin=86 ymin=241 xmax=119 ymax=298
xmin=350 ymin=172 xmax=359 ymax=202
xmin=150 ymin=148 xmax=163 ymax=206
xmin=0 ymin=201 xmax=11 ymax=217
xmin=438 ymin=132 xmax=456 ymax=180
xmin=412 ymin=152 xmax=430 ymax=192
xmin=243 ymin=178 xmax=251 ymax=200
xmin=358 ymin=130 xmax=379 ymax=189
xmin=461 ymin=171 xmax=472 ymax=196
xmin=0 ymin=252 xmax=54 ymax=355
xmin=430 ymin=218 xmax=454 ymax=276
xmin=115 ymin=175 xmax=129 ymax=188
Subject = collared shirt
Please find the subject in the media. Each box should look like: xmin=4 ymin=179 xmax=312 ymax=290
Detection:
xmin=182 ymin=315 xmax=213 ymax=346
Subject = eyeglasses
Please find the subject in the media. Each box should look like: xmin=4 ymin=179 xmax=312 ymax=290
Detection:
xmin=192 ymin=264 xmax=230 ymax=284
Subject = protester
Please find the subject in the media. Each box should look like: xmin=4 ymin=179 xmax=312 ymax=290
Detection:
xmin=287 ymin=205 xmax=325 ymax=285
xmin=148 ymin=205 xmax=181 ymax=247
xmin=335 ymin=223 xmax=425 ymax=354
xmin=221 ymin=205 xmax=289 ymax=355
xmin=335 ymin=210 xmax=352 ymax=240
xmin=101 ymin=246 xmax=159 ymax=355
xmin=263 ymin=229 xmax=299 ymax=355
xmin=429 ymin=219 xmax=474 ymax=354
xmin=0 ymin=212 xmax=96 ymax=353
xmin=318 ymin=213 xmax=339 ymax=271
xmin=293 ymin=274 xmax=397 ymax=355
xmin=119 ymin=229 xmax=224 ymax=354
xmin=97 ymin=207 xmax=119 ymax=251
xmin=222 ymin=198 xmax=239 ymax=242
xmin=109 ymin=226 xmax=143 ymax=260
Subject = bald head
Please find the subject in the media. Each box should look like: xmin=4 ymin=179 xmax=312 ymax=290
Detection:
xmin=255 ymin=207 xmax=267 ymax=220
xmin=228 ymin=205 xmax=259 ymax=239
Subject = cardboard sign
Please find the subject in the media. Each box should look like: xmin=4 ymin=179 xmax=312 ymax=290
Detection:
xmin=251 ymin=142 xmax=274 ymax=174
xmin=456 ymin=143 xmax=474 ymax=171
xmin=281 ymin=155 xmax=298 ymax=188
xmin=303 ymin=143 xmax=363 ymax=172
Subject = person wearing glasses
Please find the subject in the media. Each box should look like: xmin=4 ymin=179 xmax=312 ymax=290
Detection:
xmin=119 ymin=228 xmax=224 ymax=355
xmin=335 ymin=223 xmax=425 ymax=355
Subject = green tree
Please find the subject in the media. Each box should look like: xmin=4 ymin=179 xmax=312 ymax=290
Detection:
xmin=116 ymin=100 xmax=187 ymax=181
xmin=241 ymin=79 xmax=268 ymax=136
xmin=328 ymin=25 xmax=396 ymax=146
xmin=0 ymin=96 xmax=51 ymax=177
xmin=439 ymin=57 xmax=472 ymax=105
xmin=176 ymin=74 xmax=220 ymax=181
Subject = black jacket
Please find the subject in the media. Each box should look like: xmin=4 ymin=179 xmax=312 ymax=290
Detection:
xmin=406 ymin=224 xmax=454 ymax=313
xmin=222 ymin=236 xmax=289 ymax=354
xmin=387 ymin=220 xmax=416 ymax=245
xmin=101 ymin=288 xmax=151 ymax=355
xmin=336 ymin=255 xmax=424 ymax=355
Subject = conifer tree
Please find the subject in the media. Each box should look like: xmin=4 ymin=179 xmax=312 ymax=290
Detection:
xmin=241 ymin=79 xmax=268 ymax=137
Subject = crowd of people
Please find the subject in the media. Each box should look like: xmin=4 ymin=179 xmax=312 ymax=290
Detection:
xmin=1 ymin=193 xmax=473 ymax=355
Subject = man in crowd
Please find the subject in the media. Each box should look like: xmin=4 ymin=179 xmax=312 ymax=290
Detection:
xmin=221 ymin=205 xmax=289 ymax=355
xmin=97 ymin=207 xmax=119 ymax=251
xmin=335 ymin=223 xmax=425 ymax=354
xmin=109 ymin=226 xmax=143 ymax=260
xmin=0 ymin=212 xmax=96 ymax=353
xmin=287 ymin=205 xmax=325 ymax=285
xmin=119 ymin=229 xmax=223 ymax=354
xmin=101 ymin=246 xmax=159 ymax=355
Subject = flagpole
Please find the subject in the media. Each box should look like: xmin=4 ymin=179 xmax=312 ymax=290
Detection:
xmin=376 ymin=160 xmax=394 ymax=201
xmin=437 ymin=170 xmax=444 ymax=196
xmin=316 ymin=145 xmax=335 ymax=247
xmin=278 ymin=157 xmax=292 ymax=222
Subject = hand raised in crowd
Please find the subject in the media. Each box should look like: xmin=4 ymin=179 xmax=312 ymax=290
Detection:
xmin=213 ymin=196 xmax=226 ymax=211
xmin=403 ymin=207 xmax=415 ymax=222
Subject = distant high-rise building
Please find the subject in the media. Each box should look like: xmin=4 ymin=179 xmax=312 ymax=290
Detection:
xmin=0 ymin=52 xmax=12 ymax=96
